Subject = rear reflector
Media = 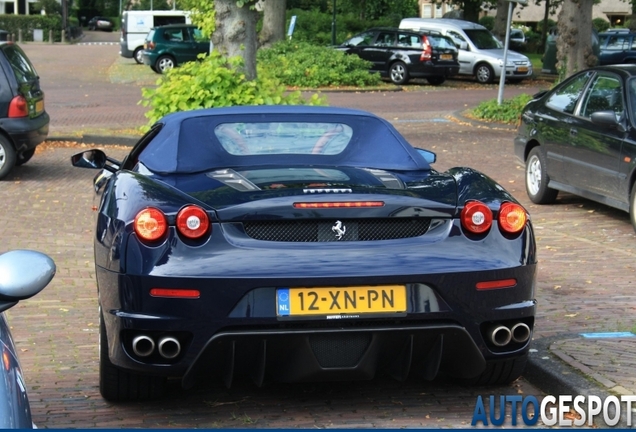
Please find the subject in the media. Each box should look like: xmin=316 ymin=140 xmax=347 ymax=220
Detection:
xmin=294 ymin=201 xmax=384 ymax=209
xmin=476 ymin=279 xmax=517 ymax=290
xmin=150 ymin=288 xmax=200 ymax=298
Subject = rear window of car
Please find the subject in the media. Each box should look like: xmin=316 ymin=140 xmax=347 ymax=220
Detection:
xmin=427 ymin=35 xmax=457 ymax=49
xmin=214 ymin=122 xmax=354 ymax=156
xmin=2 ymin=44 xmax=38 ymax=84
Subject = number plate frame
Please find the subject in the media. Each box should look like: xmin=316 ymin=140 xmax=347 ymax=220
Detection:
xmin=276 ymin=285 xmax=407 ymax=318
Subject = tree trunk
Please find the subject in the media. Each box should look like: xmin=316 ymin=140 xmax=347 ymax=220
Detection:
xmin=258 ymin=0 xmax=287 ymax=48
xmin=462 ymin=0 xmax=482 ymax=23
xmin=556 ymin=0 xmax=596 ymax=78
xmin=492 ymin=0 xmax=508 ymax=43
xmin=212 ymin=0 xmax=259 ymax=81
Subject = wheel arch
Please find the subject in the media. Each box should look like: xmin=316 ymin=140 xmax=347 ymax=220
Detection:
xmin=523 ymin=139 xmax=541 ymax=163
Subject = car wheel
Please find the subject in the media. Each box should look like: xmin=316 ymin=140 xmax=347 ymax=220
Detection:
xmin=99 ymin=310 xmax=166 ymax=401
xmin=629 ymin=186 xmax=636 ymax=232
xmin=15 ymin=148 xmax=35 ymax=166
xmin=475 ymin=63 xmax=494 ymax=84
xmin=156 ymin=55 xmax=176 ymax=74
xmin=0 ymin=135 xmax=16 ymax=180
xmin=426 ymin=76 xmax=445 ymax=86
xmin=389 ymin=61 xmax=409 ymax=85
xmin=133 ymin=47 xmax=144 ymax=65
xmin=457 ymin=354 xmax=528 ymax=385
xmin=525 ymin=147 xmax=558 ymax=204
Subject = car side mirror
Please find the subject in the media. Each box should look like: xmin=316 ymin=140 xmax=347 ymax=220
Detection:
xmin=416 ymin=148 xmax=436 ymax=164
xmin=459 ymin=41 xmax=468 ymax=50
xmin=71 ymin=150 xmax=119 ymax=172
xmin=0 ymin=250 xmax=56 ymax=313
xmin=590 ymin=110 xmax=626 ymax=132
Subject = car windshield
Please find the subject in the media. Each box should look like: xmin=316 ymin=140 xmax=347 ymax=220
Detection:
xmin=464 ymin=29 xmax=502 ymax=49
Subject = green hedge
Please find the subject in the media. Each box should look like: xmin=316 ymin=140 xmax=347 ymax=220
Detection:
xmin=0 ymin=14 xmax=64 ymax=42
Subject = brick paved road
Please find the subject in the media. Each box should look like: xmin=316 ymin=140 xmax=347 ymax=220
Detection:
xmin=4 ymin=41 xmax=633 ymax=428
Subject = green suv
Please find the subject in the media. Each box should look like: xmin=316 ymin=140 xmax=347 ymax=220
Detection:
xmin=141 ymin=24 xmax=210 ymax=74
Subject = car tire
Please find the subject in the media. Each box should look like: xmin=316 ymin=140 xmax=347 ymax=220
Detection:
xmin=475 ymin=63 xmax=494 ymax=84
xmin=0 ymin=135 xmax=16 ymax=180
xmin=426 ymin=76 xmax=445 ymax=86
xmin=156 ymin=55 xmax=176 ymax=74
xmin=629 ymin=186 xmax=636 ymax=232
xmin=458 ymin=354 xmax=528 ymax=386
xmin=15 ymin=148 xmax=35 ymax=166
xmin=389 ymin=61 xmax=409 ymax=85
xmin=99 ymin=310 xmax=166 ymax=401
xmin=525 ymin=147 xmax=558 ymax=204
xmin=133 ymin=47 xmax=144 ymax=65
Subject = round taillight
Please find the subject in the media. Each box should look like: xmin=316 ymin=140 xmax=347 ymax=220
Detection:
xmin=461 ymin=201 xmax=493 ymax=234
xmin=176 ymin=205 xmax=209 ymax=239
xmin=134 ymin=207 xmax=167 ymax=242
xmin=498 ymin=202 xmax=527 ymax=234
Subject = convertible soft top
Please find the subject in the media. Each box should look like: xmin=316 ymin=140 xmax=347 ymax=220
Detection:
xmin=137 ymin=106 xmax=431 ymax=174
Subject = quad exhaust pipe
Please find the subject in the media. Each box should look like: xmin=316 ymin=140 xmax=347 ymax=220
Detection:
xmin=131 ymin=334 xmax=182 ymax=359
xmin=158 ymin=336 xmax=181 ymax=359
xmin=486 ymin=322 xmax=531 ymax=347
xmin=132 ymin=335 xmax=155 ymax=357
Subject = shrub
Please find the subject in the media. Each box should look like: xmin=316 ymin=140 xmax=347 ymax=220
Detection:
xmin=593 ymin=17 xmax=610 ymax=33
xmin=139 ymin=51 xmax=326 ymax=128
xmin=0 ymin=14 xmax=62 ymax=42
xmin=479 ymin=16 xmax=494 ymax=31
xmin=257 ymin=40 xmax=382 ymax=87
xmin=469 ymin=94 xmax=533 ymax=125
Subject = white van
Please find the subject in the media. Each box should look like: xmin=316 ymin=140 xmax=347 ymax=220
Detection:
xmin=399 ymin=18 xmax=532 ymax=84
xmin=120 ymin=10 xmax=191 ymax=63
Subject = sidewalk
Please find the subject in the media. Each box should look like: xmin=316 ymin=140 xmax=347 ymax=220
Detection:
xmin=17 ymin=37 xmax=636 ymax=426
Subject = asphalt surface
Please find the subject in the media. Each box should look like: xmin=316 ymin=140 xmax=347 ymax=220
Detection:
xmin=1 ymin=30 xmax=635 ymax=428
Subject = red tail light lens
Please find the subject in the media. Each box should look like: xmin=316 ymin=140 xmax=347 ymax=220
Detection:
xmin=420 ymin=35 xmax=432 ymax=61
xmin=498 ymin=202 xmax=527 ymax=234
xmin=134 ymin=208 xmax=167 ymax=242
xmin=461 ymin=201 xmax=493 ymax=234
xmin=176 ymin=205 xmax=210 ymax=239
xmin=148 ymin=41 xmax=155 ymax=50
xmin=8 ymin=95 xmax=28 ymax=118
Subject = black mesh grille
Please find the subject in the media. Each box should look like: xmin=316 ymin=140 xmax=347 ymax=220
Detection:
xmin=242 ymin=218 xmax=431 ymax=242
xmin=309 ymin=333 xmax=372 ymax=368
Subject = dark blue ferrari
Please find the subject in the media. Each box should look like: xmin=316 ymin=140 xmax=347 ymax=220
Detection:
xmin=71 ymin=106 xmax=537 ymax=401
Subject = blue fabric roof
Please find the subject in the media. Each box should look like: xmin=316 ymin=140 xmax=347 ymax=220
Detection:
xmin=138 ymin=106 xmax=431 ymax=174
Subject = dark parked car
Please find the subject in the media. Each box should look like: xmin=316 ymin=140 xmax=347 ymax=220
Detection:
xmin=337 ymin=27 xmax=460 ymax=85
xmin=515 ymin=65 xmax=636 ymax=229
xmin=72 ymin=105 xmax=536 ymax=401
xmin=509 ymin=28 xmax=526 ymax=51
xmin=598 ymin=30 xmax=636 ymax=65
xmin=0 ymin=250 xmax=56 ymax=428
xmin=141 ymin=24 xmax=209 ymax=74
xmin=87 ymin=16 xmax=114 ymax=32
xmin=0 ymin=42 xmax=49 ymax=180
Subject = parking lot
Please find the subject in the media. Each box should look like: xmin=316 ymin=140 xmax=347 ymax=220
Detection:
xmin=1 ymin=40 xmax=635 ymax=428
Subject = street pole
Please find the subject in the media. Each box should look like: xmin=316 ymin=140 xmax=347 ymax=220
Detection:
xmin=497 ymin=1 xmax=514 ymax=105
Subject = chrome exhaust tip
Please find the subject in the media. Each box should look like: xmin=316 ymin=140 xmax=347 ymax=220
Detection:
xmin=158 ymin=336 xmax=181 ymax=359
xmin=511 ymin=322 xmax=531 ymax=343
xmin=132 ymin=335 xmax=155 ymax=357
xmin=488 ymin=325 xmax=512 ymax=347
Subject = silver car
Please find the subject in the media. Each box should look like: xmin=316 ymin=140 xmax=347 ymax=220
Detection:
xmin=0 ymin=250 xmax=55 ymax=428
xmin=399 ymin=18 xmax=533 ymax=84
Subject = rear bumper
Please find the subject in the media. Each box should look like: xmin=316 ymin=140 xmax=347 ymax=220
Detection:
xmin=409 ymin=63 xmax=460 ymax=78
xmin=0 ymin=112 xmax=49 ymax=153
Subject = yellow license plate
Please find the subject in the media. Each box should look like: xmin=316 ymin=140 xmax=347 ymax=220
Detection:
xmin=35 ymin=99 xmax=44 ymax=114
xmin=517 ymin=66 xmax=528 ymax=72
xmin=440 ymin=54 xmax=453 ymax=60
xmin=276 ymin=285 xmax=406 ymax=316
